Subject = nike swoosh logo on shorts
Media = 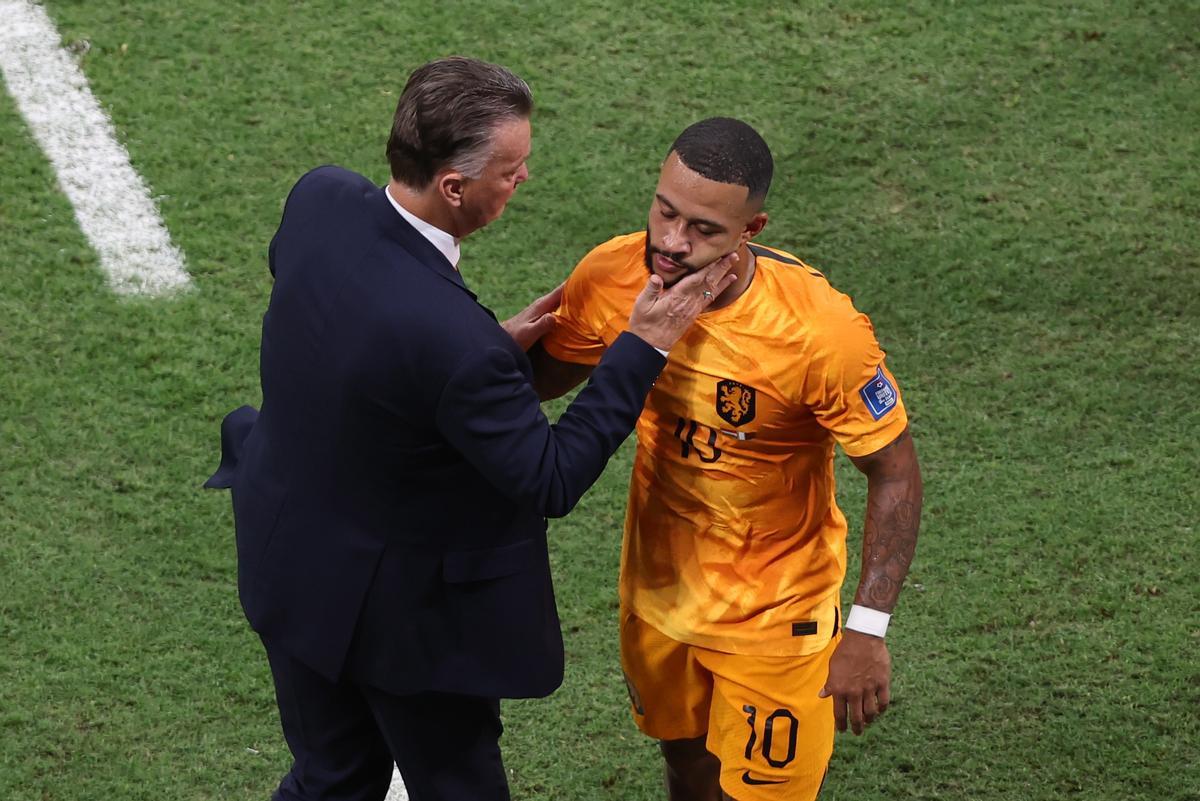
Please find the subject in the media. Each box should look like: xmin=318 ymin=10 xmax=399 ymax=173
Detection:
xmin=741 ymin=770 xmax=788 ymax=786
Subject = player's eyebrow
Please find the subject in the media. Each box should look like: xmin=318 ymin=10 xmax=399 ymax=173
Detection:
xmin=655 ymin=194 xmax=726 ymax=232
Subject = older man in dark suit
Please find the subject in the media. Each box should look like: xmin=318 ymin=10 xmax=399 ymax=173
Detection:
xmin=206 ymin=57 xmax=737 ymax=801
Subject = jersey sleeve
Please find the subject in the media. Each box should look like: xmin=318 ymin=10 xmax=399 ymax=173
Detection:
xmin=801 ymin=301 xmax=909 ymax=457
xmin=540 ymin=244 xmax=615 ymax=367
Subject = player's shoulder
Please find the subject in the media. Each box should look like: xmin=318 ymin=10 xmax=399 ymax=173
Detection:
xmin=750 ymin=242 xmax=875 ymax=343
xmin=750 ymin=242 xmax=827 ymax=286
xmin=583 ymin=230 xmax=647 ymax=263
xmin=751 ymin=243 xmax=851 ymax=310
xmin=573 ymin=230 xmax=647 ymax=285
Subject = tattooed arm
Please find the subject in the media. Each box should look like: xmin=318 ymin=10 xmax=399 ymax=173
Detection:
xmin=850 ymin=426 xmax=923 ymax=612
xmin=819 ymin=426 xmax=923 ymax=735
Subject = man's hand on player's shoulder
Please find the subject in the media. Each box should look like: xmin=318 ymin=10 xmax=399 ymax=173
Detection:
xmin=502 ymin=282 xmax=563 ymax=351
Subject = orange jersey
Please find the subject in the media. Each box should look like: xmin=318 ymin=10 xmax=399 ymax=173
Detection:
xmin=543 ymin=232 xmax=908 ymax=656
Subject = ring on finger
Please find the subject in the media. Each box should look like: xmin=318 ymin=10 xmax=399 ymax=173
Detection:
xmin=703 ymin=290 xmax=714 ymax=300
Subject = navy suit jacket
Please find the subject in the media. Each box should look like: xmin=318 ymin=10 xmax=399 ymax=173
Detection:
xmin=207 ymin=166 xmax=663 ymax=699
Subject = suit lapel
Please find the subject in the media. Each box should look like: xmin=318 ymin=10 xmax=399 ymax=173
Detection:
xmin=366 ymin=185 xmax=478 ymax=300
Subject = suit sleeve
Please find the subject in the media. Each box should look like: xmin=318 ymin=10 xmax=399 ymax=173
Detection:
xmin=435 ymin=332 xmax=664 ymax=518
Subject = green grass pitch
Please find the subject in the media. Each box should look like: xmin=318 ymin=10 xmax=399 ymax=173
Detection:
xmin=0 ymin=1 xmax=1196 ymax=799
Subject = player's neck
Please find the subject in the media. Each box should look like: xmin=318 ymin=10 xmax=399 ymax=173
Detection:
xmin=707 ymin=243 xmax=756 ymax=311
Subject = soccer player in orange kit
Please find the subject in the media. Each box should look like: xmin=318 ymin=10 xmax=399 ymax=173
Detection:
xmin=529 ymin=118 xmax=924 ymax=801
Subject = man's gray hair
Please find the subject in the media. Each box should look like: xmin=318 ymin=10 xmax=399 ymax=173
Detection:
xmin=386 ymin=56 xmax=532 ymax=188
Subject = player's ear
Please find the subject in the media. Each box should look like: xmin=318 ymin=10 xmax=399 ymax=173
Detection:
xmin=741 ymin=211 xmax=768 ymax=244
xmin=437 ymin=170 xmax=465 ymax=208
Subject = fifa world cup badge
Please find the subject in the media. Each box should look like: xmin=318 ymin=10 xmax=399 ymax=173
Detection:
xmin=859 ymin=367 xmax=898 ymax=420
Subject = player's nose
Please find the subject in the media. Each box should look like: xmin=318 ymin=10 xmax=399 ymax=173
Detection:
xmin=661 ymin=221 xmax=689 ymax=253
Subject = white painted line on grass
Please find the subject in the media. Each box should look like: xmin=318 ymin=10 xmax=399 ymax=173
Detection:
xmin=0 ymin=0 xmax=191 ymax=296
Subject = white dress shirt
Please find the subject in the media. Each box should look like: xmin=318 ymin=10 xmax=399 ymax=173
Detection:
xmin=384 ymin=185 xmax=461 ymax=270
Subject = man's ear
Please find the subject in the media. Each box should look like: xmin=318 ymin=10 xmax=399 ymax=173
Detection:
xmin=437 ymin=170 xmax=466 ymax=208
xmin=741 ymin=211 xmax=768 ymax=244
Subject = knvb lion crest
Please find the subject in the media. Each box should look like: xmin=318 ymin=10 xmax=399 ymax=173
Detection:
xmin=716 ymin=379 xmax=756 ymax=427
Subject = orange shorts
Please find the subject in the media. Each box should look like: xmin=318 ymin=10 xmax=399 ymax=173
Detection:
xmin=620 ymin=610 xmax=837 ymax=801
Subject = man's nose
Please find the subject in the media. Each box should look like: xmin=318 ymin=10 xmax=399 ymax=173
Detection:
xmin=661 ymin=221 xmax=689 ymax=254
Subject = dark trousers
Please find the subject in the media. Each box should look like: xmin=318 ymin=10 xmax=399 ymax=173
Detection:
xmin=262 ymin=638 xmax=510 ymax=801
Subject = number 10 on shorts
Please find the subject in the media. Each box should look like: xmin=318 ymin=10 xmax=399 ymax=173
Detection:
xmin=743 ymin=704 xmax=799 ymax=767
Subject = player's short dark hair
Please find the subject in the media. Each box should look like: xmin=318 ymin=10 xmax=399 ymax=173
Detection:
xmin=668 ymin=117 xmax=773 ymax=205
xmin=386 ymin=56 xmax=532 ymax=188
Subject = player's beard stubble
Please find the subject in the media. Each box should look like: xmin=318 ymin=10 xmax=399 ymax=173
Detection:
xmin=643 ymin=226 xmax=702 ymax=286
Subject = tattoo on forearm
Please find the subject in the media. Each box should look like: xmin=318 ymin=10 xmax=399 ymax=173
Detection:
xmin=859 ymin=493 xmax=920 ymax=612
xmin=867 ymin=576 xmax=897 ymax=607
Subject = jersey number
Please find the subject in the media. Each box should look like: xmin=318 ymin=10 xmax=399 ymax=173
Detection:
xmin=743 ymin=704 xmax=799 ymax=768
xmin=673 ymin=417 xmax=722 ymax=463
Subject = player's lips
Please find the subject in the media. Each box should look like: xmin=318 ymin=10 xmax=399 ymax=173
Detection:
xmin=653 ymin=253 xmax=688 ymax=274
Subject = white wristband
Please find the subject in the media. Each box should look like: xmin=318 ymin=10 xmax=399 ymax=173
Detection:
xmin=845 ymin=605 xmax=890 ymax=638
